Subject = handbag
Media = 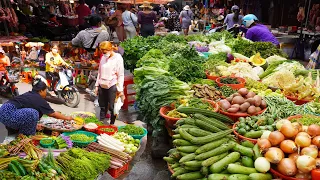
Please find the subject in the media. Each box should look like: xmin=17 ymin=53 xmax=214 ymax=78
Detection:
xmin=105 ymin=17 xmax=118 ymax=28
xmin=130 ymin=13 xmax=139 ymax=32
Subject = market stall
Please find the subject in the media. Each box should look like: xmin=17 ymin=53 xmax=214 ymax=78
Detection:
xmin=118 ymin=31 xmax=320 ymax=179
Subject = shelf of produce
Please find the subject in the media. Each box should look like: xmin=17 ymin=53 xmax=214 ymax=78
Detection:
xmin=216 ymin=77 xmax=246 ymax=90
xmin=286 ymin=96 xmax=311 ymax=105
xmin=232 ymin=122 xmax=258 ymax=143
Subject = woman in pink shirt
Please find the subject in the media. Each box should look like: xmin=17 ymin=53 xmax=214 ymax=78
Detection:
xmin=94 ymin=41 xmax=125 ymax=124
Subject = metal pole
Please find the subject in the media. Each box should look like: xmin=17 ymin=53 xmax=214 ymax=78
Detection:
xmin=305 ymin=0 xmax=311 ymax=28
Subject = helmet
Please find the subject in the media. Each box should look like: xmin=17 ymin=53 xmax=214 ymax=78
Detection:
xmin=231 ymin=5 xmax=239 ymax=12
xmin=242 ymin=14 xmax=258 ymax=28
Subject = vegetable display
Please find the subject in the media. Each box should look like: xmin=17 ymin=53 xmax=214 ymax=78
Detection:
xmin=305 ymin=102 xmax=320 ymax=115
xmin=263 ymin=96 xmax=304 ymax=119
xmin=220 ymin=77 xmax=240 ymax=84
xmin=192 ymin=84 xmax=222 ymax=101
xmin=219 ymin=88 xmax=267 ymax=115
xmin=290 ymin=115 xmax=320 ymax=126
xmin=69 ymin=134 xmax=94 ymax=142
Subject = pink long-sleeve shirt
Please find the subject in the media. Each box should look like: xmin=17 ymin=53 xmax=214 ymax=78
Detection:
xmin=95 ymin=53 xmax=124 ymax=92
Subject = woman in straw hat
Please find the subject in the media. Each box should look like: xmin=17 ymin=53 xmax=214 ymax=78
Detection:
xmin=138 ymin=1 xmax=158 ymax=37
xmin=179 ymin=5 xmax=194 ymax=36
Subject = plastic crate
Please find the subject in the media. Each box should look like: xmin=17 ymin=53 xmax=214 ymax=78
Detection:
xmin=108 ymin=162 xmax=130 ymax=178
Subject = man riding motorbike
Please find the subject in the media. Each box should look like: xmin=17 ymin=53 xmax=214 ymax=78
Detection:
xmin=45 ymin=44 xmax=71 ymax=97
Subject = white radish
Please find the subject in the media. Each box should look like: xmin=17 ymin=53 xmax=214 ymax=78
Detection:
xmin=101 ymin=134 xmax=124 ymax=146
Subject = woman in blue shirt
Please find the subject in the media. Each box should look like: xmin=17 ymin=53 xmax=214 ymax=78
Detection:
xmin=0 ymin=79 xmax=74 ymax=135
xmin=224 ymin=5 xmax=243 ymax=30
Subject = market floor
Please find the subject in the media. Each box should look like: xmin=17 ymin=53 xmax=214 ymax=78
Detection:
xmin=0 ymin=82 xmax=170 ymax=180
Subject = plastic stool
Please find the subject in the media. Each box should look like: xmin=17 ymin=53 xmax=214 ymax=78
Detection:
xmin=122 ymin=75 xmax=136 ymax=110
xmin=21 ymin=71 xmax=32 ymax=83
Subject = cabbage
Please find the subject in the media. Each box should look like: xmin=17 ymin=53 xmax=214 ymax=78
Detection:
xmin=252 ymin=66 xmax=264 ymax=76
xmin=265 ymin=55 xmax=287 ymax=64
xmin=262 ymin=70 xmax=296 ymax=88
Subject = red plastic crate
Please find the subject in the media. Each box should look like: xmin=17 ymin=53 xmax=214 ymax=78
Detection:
xmin=108 ymin=162 xmax=129 ymax=178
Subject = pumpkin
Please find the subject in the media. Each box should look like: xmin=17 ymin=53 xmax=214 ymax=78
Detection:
xmin=250 ymin=53 xmax=268 ymax=70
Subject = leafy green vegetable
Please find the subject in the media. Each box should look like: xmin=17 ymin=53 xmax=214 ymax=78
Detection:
xmin=220 ymin=77 xmax=239 ymax=84
xmin=119 ymin=125 xmax=144 ymax=135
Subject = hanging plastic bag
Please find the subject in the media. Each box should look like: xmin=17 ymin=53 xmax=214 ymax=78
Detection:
xmin=114 ymin=97 xmax=123 ymax=115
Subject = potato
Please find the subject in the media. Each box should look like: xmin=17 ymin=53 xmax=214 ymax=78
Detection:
xmin=246 ymin=91 xmax=256 ymax=99
xmin=245 ymin=98 xmax=256 ymax=105
xmin=226 ymin=96 xmax=233 ymax=102
xmin=231 ymin=104 xmax=240 ymax=112
xmin=238 ymin=88 xmax=249 ymax=96
xmin=253 ymin=95 xmax=262 ymax=107
xmin=260 ymin=100 xmax=267 ymax=109
xmin=240 ymin=102 xmax=250 ymax=112
xmin=219 ymin=99 xmax=231 ymax=110
xmin=232 ymin=96 xmax=245 ymax=105
xmin=232 ymin=93 xmax=241 ymax=97
xmin=256 ymin=107 xmax=262 ymax=112
xmin=227 ymin=107 xmax=238 ymax=113
xmin=247 ymin=106 xmax=257 ymax=115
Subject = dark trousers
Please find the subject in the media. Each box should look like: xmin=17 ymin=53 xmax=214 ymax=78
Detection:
xmin=98 ymin=85 xmax=117 ymax=124
xmin=46 ymin=72 xmax=59 ymax=91
xmin=141 ymin=24 xmax=155 ymax=37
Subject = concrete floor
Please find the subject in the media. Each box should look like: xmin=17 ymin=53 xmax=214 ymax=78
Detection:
xmin=0 ymin=82 xmax=170 ymax=180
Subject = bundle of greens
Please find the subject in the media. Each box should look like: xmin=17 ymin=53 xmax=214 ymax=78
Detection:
xmin=162 ymin=34 xmax=186 ymax=43
xmin=56 ymin=148 xmax=110 ymax=180
xmin=169 ymin=46 xmax=206 ymax=83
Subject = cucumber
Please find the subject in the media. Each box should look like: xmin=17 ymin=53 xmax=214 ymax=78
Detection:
xmin=196 ymin=137 xmax=230 ymax=154
xmin=179 ymin=129 xmax=195 ymax=142
xmin=176 ymin=119 xmax=185 ymax=126
xmin=179 ymin=153 xmax=196 ymax=163
xmin=228 ymin=174 xmax=249 ymax=180
xmin=173 ymin=139 xmax=193 ymax=146
xmin=240 ymin=140 xmax=255 ymax=148
xmin=170 ymin=151 xmax=182 ymax=160
xmin=179 ymin=152 xmax=190 ymax=157
xmin=210 ymin=152 xmax=240 ymax=173
xmin=184 ymin=160 xmax=203 ymax=168
xmin=173 ymin=167 xmax=182 ymax=172
xmin=208 ymin=174 xmax=230 ymax=180
xmin=176 ymin=107 xmax=233 ymax=123
xmin=241 ymin=156 xmax=254 ymax=168
xmin=8 ymin=163 xmax=21 ymax=176
xmin=248 ymin=173 xmax=272 ymax=180
xmin=177 ymin=146 xmax=199 ymax=153
xmin=187 ymin=128 xmax=213 ymax=137
xmin=170 ymin=163 xmax=179 ymax=169
xmin=173 ymin=134 xmax=182 ymax=139
xmin=171 ymin=168 xmax=189 ymax=178
xmin=177 ymin=172 xmax=204 ymax=180
xmin=220 ymin=169 xmax=229 ymax=174
xmin=191 ymin=129 xmax=233 ymax=145
xmin=11 ymin=160 xmax=26 ymax=176
xmin=183 ymin=118 xmax=196 ymax=125
xmin=200 ymin=166 xmax=209 ymax=176
xmin=196 ymin=142 xmax=235 ymax=161
xmin=184 ymin=166 xmax=201 ymax=171
xmin=232 ymin=142 xmax=254 ymax=157
xmin=168 ymin=148 xmax=178 ymax=155
xmin=195 ymin=119 xmax=222 ymax=133
xmin=180 ymin=125 xmax=199 ymax=129
xmin=202 ymin=152 xmax=228 ymax=167
xmin=227 ymin=164 xmax=257 ymax=175
xmin=244 ymin=131 xmax=263 ymax=138
xmin=253 ymin=144 xmax=262 ymax=160
xmin=163 ymin=157 xmax=176 ymax=164
xmin=194 ymin=113 xmax=230 ymax=130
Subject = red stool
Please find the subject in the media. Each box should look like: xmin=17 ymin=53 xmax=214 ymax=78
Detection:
xmin=122 ymin=75 xmax=136 ymax=110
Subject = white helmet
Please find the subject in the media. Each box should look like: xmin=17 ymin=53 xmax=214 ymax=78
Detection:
xmin=242 ymin=14 xmax=258 ymax=28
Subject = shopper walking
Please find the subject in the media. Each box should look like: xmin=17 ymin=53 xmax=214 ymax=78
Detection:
xmin=166 ymin=4 xmax=180 ymax=32
xmin=179 ymin=5 xmax=194 ymax=36
xmin=109 ymin=6 xmax=125 ymax=42
xmin=94 ymin=41 xmax=125 ymax=124
xmin=224 ymin=5 xmax=243 ymax=30
xmin=75 ymin=0 xmax=91 ymax=30
xmin=122 ymin=5 xmax=138 ymax=39
xmin=138 ymin=2 xmax=158 ymax=37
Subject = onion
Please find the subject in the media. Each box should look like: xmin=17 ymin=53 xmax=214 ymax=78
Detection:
xmin=254 ymin=157 xmax=270 ymax=173
xmin=289 ymin=152 xmax=299 ymax=162
xmin=265 ymin=147 xmax=284 ymax=164
xmin=277 ymin=158 xmax=297 ymax=177
xmin=257 ymin=139 xmax=271 ymax=152
xmin=261 ymin=131 xmax=271 ymax=139
xmin=292 ymin=122 xmax=303 ymax=132
xmin=308 ymin=124 xmax=320 ymax=137
xmin=309 ymin=144 xmax=318 ymax=150
xmin=268 ymin=131 xmax=285 ymax=146
xmin=316 ymin=158 xmax=320 ymax=168
xmin=296 ymin=155 xmax=316 ymax=173
xmin=301 ymin=146 xmax=318 ymax=159
xmin=311 ymin=136 xmax=320 ymax=148
xmin=280 ymin=123 xmax=299 ymax=138
xmin=280 ymin=140 xmax=297 ymax=154
xmin=276 ymin=119 xmax=291 ymax=130
xmin=295 ymin=133 xmax=312 ymax=148
xmin=302 ymin=126 xmax=309 ymax=132
xmin=297 ymin=132 xmax=310 ymax=137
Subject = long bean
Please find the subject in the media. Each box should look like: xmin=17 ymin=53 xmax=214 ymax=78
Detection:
xmin=264 ymin=96 xmax=304 ymax=118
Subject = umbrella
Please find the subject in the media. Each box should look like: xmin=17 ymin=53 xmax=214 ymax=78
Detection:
xmin=25 ymin=42 xmax=45 ymax=47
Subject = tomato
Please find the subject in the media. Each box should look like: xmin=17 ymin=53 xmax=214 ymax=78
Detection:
xmin=311 ymin=169 xmax=320 ymax=180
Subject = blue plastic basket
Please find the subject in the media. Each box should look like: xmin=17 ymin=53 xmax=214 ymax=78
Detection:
xmin=117 ymin=126 xmax=148 ymax=140
xmin=202 ymin=52 xmax=212 ymax=58
xmin=62 ymin=130 xmax=98 ymax=147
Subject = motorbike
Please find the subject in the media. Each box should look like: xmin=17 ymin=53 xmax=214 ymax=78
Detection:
xmin=35 ymin=66 xmax=80 ymax=108
xmin=0 ymin=67 xmax=20 ymax=98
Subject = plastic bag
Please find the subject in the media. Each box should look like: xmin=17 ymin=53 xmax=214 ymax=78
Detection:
xmin=114 ymin=97 xmax=123 ymax=115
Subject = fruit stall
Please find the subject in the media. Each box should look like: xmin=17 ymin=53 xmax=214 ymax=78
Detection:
xmin=119 ymin=32 xmax=320 ymax=179
xmin=0 ymin=111 xmax=147 ymax=179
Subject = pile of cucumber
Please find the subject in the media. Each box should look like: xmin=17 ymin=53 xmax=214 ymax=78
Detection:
xmin=164 ymin=108 xmax=273 ymax=180
xmin=234 ymin=115 xmax=277 ymax=139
